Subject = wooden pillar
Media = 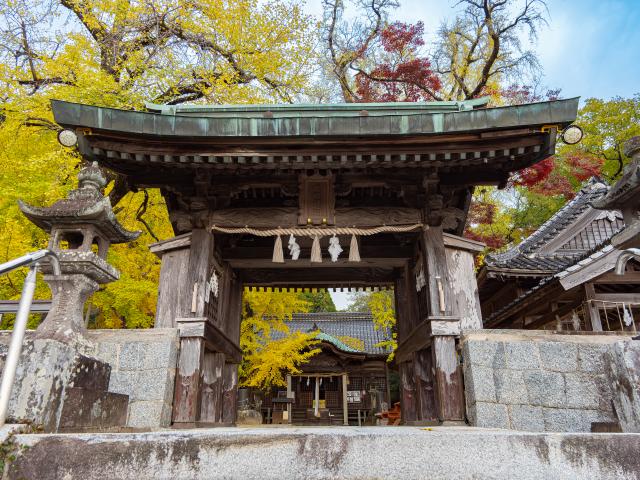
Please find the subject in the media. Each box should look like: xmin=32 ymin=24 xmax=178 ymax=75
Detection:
xmin=398 ymin=361 xmax=417 ymax=424
xmin=314 ymin=375 xmax=320 ymax=417
xmin=286 ymin=374 xmax=293 ymax=424
xmin=149 ymin=234 xmax=191 ymax=328
xmin=413 ymin=349 xmax=438 ymax=423
xmin=422 ymin=224 xmax=465 ymax=424
xmin=221 ymin=363 xmax=238 ymax=424
xmin=584 ymin=283 xmax=604 ymax=331
xmin=183 ymin=229 xmax=215 ymax=318
xmin=342 ymin=373 xmax=349 ymax=426
xmin=172 ymin=337 xmax=205 ymax=424
xmin=431 ymin=336 xmax=465 ymax=423
xmin=200 ymin=352 xmax=225 ymax=423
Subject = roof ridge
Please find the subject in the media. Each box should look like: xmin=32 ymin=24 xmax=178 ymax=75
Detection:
xmin=487 ymin=178 xmax=609 ymax=265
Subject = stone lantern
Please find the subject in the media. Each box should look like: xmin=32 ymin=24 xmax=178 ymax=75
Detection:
xmin=18 ymin=162 xmax=140 ymax=345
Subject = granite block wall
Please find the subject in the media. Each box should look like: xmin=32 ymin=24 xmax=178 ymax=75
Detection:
xmin=85 ymin=328 xmax=179 ymax=429
xmin=461 ymin=330 xmax=634 ymax=432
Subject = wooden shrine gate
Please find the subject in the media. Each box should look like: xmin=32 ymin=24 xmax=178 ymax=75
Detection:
xmin=49 ymin=97 xmax=579 ymax=425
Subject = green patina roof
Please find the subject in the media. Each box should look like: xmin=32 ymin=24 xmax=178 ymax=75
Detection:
xmin=314 ymin=331 xmax=362 ymax=353
xmin=144 ymin=97 xmax=490 ymax=118
xmin=51 ymin=97 xmax=580 ymax=138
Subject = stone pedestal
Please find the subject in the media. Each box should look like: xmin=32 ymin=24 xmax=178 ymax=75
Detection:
xmin=0 ymin=338 xmax=128 ymax=432
xmin=606 ymin=340 xmax=640 ymax=432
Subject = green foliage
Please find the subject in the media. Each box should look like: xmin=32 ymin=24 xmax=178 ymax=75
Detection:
xmin=299 ymin=290 xmax=337 ymax=312
xmin=564 ymin=95 xmax=640 ymax=180
xmin=0 ymin=0 xmax=318 ymax=329
xmin=345 ymin=290 xmax=396 ymax=358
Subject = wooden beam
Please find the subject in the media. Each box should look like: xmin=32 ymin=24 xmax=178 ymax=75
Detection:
xmin=395 ymin=316 xmax=460 ymax=364
xmin=593 ymin=271 xmax=640 ymax=284
xmin=210 ymin=206 xmax=422 ymax=228
xmin=585 ymin=283 xmax=604 ymax=331
xmin=593 ymin=293 xmax=640 ymax=303
xmin=239 ymin=267 xmax=396 ymax=286
xmin=177 ymin=317 xmax=242 ymax=363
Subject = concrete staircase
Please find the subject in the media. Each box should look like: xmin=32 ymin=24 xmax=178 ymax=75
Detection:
xmin=5 ymin=426 xmax=640 ymax=479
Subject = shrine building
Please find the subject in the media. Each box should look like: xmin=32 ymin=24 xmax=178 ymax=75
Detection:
xmin=47 ymin=97 xmax=580 ymax=426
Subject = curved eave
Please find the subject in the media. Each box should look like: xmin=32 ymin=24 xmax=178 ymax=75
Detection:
xmin=52 ymin=98 xmax=579 ymax=139
xmin=18 ymin=200 xmax=141 ymax=244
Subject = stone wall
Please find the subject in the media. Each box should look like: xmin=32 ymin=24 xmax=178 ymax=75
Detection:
xmin=0 ymin=328 xmax=179 ymax=430
xmin=462 ymin=330 xmax=635 ymax=432
xmin=85 ymin=328 xmax=179 ymax=429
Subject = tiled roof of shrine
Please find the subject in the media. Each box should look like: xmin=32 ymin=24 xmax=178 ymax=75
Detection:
xmin=484 ymin=178 xmax=624 ymax=276
xmin=274 ymin=312 xmax=391 ymax=356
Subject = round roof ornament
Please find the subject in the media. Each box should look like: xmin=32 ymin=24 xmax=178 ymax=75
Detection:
xmin=57 ymin=128 xmax=78 ymax=147
xmin=561 ymin=125 xmax=583 ymax=145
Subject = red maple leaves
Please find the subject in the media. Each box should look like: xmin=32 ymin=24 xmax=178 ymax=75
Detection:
xmin=354 ymin=22 xmax=441 ymax=102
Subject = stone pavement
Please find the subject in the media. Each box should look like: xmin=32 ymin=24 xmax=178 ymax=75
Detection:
xmin=7 ymin=426 xmax=640 ymax=479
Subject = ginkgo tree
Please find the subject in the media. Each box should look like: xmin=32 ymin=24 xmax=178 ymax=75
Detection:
xmin=0 ymin=0 xmax=318 ymax=328
xmin=239 ymin=289 xmax=320 ymax=390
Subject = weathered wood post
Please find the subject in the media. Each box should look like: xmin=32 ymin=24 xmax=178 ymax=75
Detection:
xmin=151 ymin=229 xmax=243 ymax=426
xmin=421 ymin=222 xmax=465 ymax=424
xmin=342 ymin=373 xmax=349 ymax=425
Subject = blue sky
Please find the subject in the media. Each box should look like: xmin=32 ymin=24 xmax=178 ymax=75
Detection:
xmin=321 ymin=0 xmax=640 ymax=309
xmin=306 ymin=0 xmax=640 ymax=101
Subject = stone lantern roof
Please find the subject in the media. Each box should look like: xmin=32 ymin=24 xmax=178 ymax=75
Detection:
xmin=18 ymin=162 xmax=140 ymax=244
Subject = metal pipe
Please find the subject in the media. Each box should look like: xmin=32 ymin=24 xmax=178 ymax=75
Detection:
xmin=0 ymin=249 xmax=59 ymax=428
xmin=0 ymin=265 xmax=38 ymax=427
xmin=615 ymin=248 xmax=640 ymax=275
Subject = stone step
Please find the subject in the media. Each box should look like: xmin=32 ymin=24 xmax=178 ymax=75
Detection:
xmin=58 ymin=388 xmax=129 ymax=432
xmin=6 ymin=427 xmax=640 ymax=480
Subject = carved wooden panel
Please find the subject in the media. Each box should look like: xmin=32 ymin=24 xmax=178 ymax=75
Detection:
xmin=298 ymin=173 xmax=335 ymax=225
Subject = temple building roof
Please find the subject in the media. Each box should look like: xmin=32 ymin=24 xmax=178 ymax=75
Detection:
xmin=272 ymin=312 xmax=391 ymax=356
xmin=483 ymin=178 xmax=624 ymax=278
xmin=49 ymin=98 xmax=579 ymax=191
xmin=481 ymin=178 xmax=629 ymax=328
xmin=18 ymin=162 xmax=140 ymax=244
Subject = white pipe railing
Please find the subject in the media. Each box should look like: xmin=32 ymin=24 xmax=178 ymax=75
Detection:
xmin=0 ymin=250 xmax=59 ymax=428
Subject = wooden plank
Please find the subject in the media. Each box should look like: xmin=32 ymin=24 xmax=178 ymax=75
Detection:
xmin=442 ymin=233 xmax=485 ymax=253
xmin=154 ymin=247 xmax=190 ymax=328
xmin=422 ymin=225 xmax=452 ymax=316
xmin=149 ymin=232 xmax=191 ymax=257
xmin=172 ymin=337 xmax=205 ymax=423
xmin=200 ymin=352 xmax=225 ymax=423
xmin=176 ymin=317 xmax=242 ymax=363
xmin=395 ymin=316 xmax=460 ymax=364
xmin=210 ymin=206 xmax=421 ymax=228
xmin=222 ymin=363 xmax=238 ymax=424
xmin=558 ymin=248 xmax=619 ymax=290
xmin=182 ymin=229 xmax=215 ymax=318
xmin=445 ymin=247 xmax=483 ymax=330
xmin=593 ymin=292 xmax=640 ymax=303
xmin=593 ymin=271 xmax=640 ymax=284
xmin=585 ymin=283 xmax=604 ymax=331
xmin=413 ymin=349 xmax=438 ymax=423
xmin=239 ymin=267 xmax=396 ymax=286
xmin=432 ymin=336 xmax=465 ymax=423
xmin=398 ymin=361 xmax=418 ymax=424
